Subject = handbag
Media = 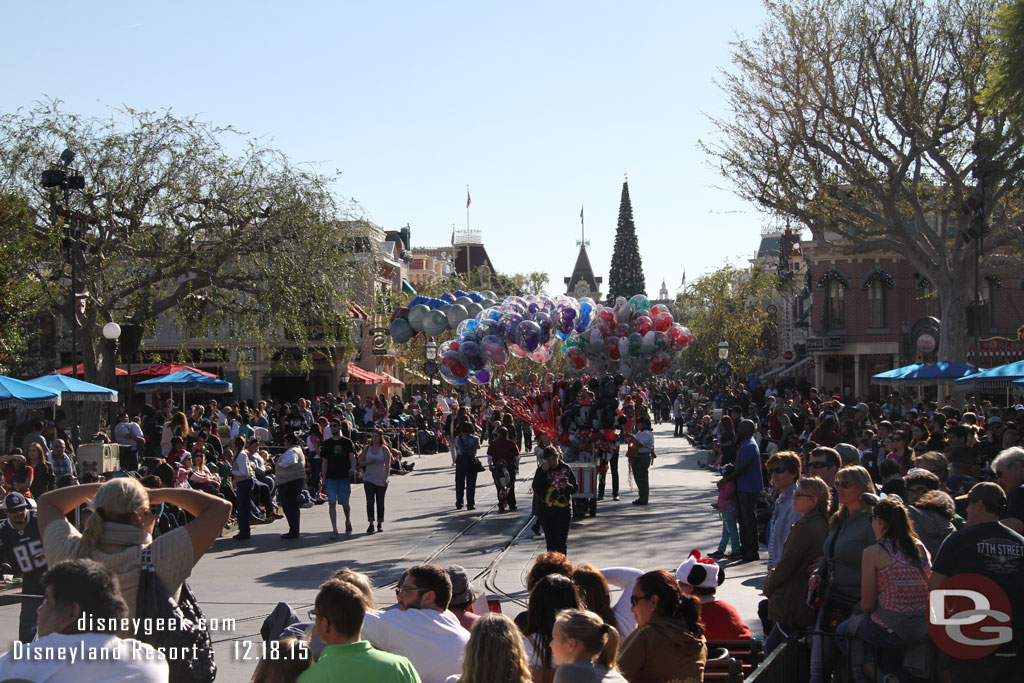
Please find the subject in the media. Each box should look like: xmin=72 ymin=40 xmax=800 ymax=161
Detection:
xmin=473 ymin=457 xmax=486 ymax=473
xmin=819 ymin=591 xmax=857 ymax=633
xmin=135 ymin=545 xmax=217 ymax=682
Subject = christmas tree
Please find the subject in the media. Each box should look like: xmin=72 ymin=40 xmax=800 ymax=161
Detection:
xmin=606 ymin=180 xmax=646 ymax=302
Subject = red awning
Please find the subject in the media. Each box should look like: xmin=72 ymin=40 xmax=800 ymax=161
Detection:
xmin=56 ymin=364 xmax=128 ymax=376
xmin=346 ymin=364 xmax=388 ymax=384
xmin=130 ymin=363 xmax=217 ymax=379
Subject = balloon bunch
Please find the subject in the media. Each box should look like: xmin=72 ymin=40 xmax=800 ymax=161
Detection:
xmin=433 ymin=294 xmax=594 ymax=386
xmin=562 ymin=294 xmax=692 ymax=378
xmin=389 ymin=290 xmax=501 ymax=343
xmin=389 ymin=290 xmax=691 ymax=385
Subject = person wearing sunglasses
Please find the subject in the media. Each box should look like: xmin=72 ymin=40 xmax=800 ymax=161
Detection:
xmin=361 ymin=565 xmax=468 ymax=683
xmin=763 ymin=477 xmax=830 ymax=658
xmin=807 ymin=466 xmax=877 ymax=683
xmin=617 ymin=570 xmax=706 ymax=683
xmin=765 ymin=452 xmax=803 ymax=572
xmin=807 ymin=447 xmax=841 ymax=515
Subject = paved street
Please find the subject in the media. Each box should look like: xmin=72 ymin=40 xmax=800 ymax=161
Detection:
xmin=0 ymin=424 xmax=769 ymax=681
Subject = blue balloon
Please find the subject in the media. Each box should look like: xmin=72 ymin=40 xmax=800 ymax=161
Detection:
xmin=409 ymin=296 xmax=426 ymax=307
xmin=468 ymin=292 xmax=483 ymax=302
xmin=453 ymin=290 xmax=469 ymax=298
xmin=516 ymin=320 xmax=542 ymax=353
xmin=459 ymin=340 xmax=487 ymax=372
xmin=440 ymin=292 xmax=456 ymax=304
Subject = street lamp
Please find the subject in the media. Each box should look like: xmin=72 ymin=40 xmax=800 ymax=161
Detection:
xmin=43 ymin=148 xmax=89 ymax=447
xmin=102 ymin=322 xmax=121 ymax=424
xmin=424 ymin=337 xmax=438 ymax=433
xmin=718 ymin=340 xmax=730 ymax=361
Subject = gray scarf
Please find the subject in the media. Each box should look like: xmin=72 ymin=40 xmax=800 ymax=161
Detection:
xmin=100 ymin=521 xmax=152 ymax=548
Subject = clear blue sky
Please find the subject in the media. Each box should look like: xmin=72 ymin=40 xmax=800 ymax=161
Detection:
xmin=4 ymin=0 xmax=771 ymax=297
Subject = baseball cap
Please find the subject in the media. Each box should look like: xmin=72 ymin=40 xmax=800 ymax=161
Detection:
xmin=855 ymin=402 xmax=870 ymax=414
xmin=445 ymin=565 xmax=482 ymax=605
xmin=956 ymin=481 xmax=1006 ymax=513
xmin=3 ymin=492 xmax=29 ymax=512
xmin=1014 ymin=404 xmax=1024 ymax=412
xmin=986 ymin=416 xmax=1003 ymax=425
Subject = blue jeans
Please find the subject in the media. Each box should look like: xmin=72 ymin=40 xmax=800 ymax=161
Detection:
xmin=836 ymin=614 xmax=905 ymax=682
xmin=278 ymin=479 xmax=303 ymax=535
xmin=236 ymin=478 xmax=254 ymax=537
xmin=736 ymin=490 xmax=760 ymax=558
xmin=718 ymin=511 xmax=740 ymax=553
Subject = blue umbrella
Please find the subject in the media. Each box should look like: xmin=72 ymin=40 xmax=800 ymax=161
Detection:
xmin=870 ymin=364 xmax=923 ymax=386
xmin=0 ymin=375 xmax=61 ymax=410
xmin=954 ymin=359 xmax=1024 ymax=390
xmin=889 ymin=362 xmax=976 ymax=387
xmin=135 ymin=370 xmax=232 ymax=394
xmin=28 ymin=373 xmax=118 ymax=402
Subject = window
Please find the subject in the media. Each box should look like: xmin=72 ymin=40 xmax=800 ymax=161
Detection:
xmin=867 ymin=280 xmax=885 ymax=328
xmin=919 ymin=283 xmax=940 ymax=318
xmin=826 ymin=280 xmax=845 ymax=329
xmin=969 ymin=281 xmax=994 ymax=329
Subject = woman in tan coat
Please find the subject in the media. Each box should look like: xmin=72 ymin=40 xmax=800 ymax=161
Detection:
xmin=616 ymin=570 xmax=706 ymax=683
xmin=762 ymin=476 xmax=830 ymax=653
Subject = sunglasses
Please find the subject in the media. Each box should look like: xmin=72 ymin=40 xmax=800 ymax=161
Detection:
xmin=836 ymin=480 xmax=856 ymax=489
xmin=395 ymin=586 xmax=427 ymax=595
xmin=808 ymin=462 xmax=830 ymax=469
xmin=769 ymin=467 xmax=789 ymax=475
xmin=793 ymin=491 xmax=815 ymax=499
xmin=629 ymin=595 xmax=650 ymax=607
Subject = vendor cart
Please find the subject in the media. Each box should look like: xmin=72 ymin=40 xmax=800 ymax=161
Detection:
xmin=568 ymin=461 xmax=597 ymax=518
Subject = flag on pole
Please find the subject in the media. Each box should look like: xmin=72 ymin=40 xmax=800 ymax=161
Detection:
xmin=466 ymin=188 xmax=472 ymax=208
xmin=681 ymin=270 xmax=687 ymax=287
xmin=580 ymin=205 xmax=584 ymax=224
xmin=450 ymin=225 xmax=455 ymax=247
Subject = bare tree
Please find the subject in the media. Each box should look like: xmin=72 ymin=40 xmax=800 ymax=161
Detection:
xmin=705 ymin=0 xmax=1024 ymax=362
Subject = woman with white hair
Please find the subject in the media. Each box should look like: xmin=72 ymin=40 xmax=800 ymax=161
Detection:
xmin=37 ymin=478 xmax=231 ymax=619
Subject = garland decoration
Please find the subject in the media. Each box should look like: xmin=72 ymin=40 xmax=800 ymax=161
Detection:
xmin=815 ymin=266 xmax=850 ymax=290
xmin=861 ymin=267 xmax=895 ymax=290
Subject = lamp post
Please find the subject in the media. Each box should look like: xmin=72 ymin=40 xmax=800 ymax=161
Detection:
xmin=42 ymin=149 xmax=87 ymax=446
xmin=102 ymin=322 xmax=121 ymax=425
xmin=424 ymin=337 xmax=438 ymax=432
xmin=716 ymin=340 xmax=732 ymax=397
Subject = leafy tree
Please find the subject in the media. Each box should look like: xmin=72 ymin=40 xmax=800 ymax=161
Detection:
xmin=0 ymin=193 xmax=52 ymax=373
xmin=675 ymin=265 xmax=778 ymax=378
xmin=705 ymin=0 xmax=1024 ymax=363
xmin=510 ymin=271 xmax=551 ymax=295
xmin=984 ymin=0 xmax=1024 ymax=130
xmin=0 ymin=102 xmax=369 ymax=426
xmin=606 ymin=181 xmax=646 ymax=302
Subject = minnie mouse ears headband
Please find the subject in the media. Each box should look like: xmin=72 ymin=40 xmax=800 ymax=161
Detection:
xmin=675 ymin=549 xmax=721 ymax=588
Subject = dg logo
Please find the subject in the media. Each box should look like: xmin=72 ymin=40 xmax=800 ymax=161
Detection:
xmin=928 ymin=573 xmax=1013 ymax=659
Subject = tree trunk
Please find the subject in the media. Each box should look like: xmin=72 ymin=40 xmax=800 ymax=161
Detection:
xmin=938 ymin=284 xmax=970 ymax=364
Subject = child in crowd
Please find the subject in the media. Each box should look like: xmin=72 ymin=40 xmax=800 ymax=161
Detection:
xmin=710 ymin=465 xmax=740 ymax=558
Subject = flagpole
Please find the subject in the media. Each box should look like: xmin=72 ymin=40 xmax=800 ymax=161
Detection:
xmin=465 ymin=185 xmax=472 ymax=275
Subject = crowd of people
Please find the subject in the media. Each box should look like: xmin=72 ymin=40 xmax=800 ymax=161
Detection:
xmin=1 ymin=375 xmax=1023 ymax=682
xmin=255 ymin=546 xmax=747 ymax=683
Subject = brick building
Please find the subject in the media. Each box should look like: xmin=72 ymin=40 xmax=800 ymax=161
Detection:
xmin=802 ymin=235 xmax=1024 ymax=399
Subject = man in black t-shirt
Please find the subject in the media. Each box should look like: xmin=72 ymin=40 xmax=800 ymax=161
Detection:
xmin=0 ymin=492 xmax=48 ymax=642
xmin=931 ymin=482 xmax=1024 ymax=676
xmin=321 ymin=419 xmax=357 ymax=537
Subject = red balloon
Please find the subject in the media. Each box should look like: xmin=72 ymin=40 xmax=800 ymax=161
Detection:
xmin=654 ymin=311 xmax=674 ymax=332
xmin=633 ymin=315 xmax=653 ymax=335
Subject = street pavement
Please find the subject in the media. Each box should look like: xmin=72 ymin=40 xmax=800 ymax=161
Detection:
xmin=0 ymin=423 xmax=769 ymax=682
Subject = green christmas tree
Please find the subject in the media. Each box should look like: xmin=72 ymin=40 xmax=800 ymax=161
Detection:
xmin=606 ymin=180 xmax=646 ymax=302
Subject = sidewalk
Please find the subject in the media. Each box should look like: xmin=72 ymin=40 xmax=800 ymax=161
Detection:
xmin=488 ymin=423 xmax=768 ymax=634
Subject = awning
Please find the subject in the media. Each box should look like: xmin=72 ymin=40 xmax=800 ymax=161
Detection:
xmin=759 ymin=364 xmax=789 ymax=379
xmin=346 ymin=364 xmax=388 ymax=384
xmin=401 ymin=279 xmax=417 ymax=295
xmin=777 ymin=356 xmax=812 ymax=378
xmin=401 ymin=367 xmax=430 ymax=383
xmin=381 ymin=372 xmax=404 ymax=387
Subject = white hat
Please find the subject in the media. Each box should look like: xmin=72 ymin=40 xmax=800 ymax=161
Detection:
xmin=675 ymin=549 xmax=721 ymax=588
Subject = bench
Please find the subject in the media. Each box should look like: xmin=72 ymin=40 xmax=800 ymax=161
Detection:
xmin=703 ymin=639 xmax=765 ymax=681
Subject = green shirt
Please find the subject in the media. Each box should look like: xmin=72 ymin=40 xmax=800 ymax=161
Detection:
xmin=298 ymin=641 xmax=421 ymax=683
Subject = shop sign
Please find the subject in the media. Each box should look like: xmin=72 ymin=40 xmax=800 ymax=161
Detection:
xmin=806 ymin=336 xmax=844 ymax=351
